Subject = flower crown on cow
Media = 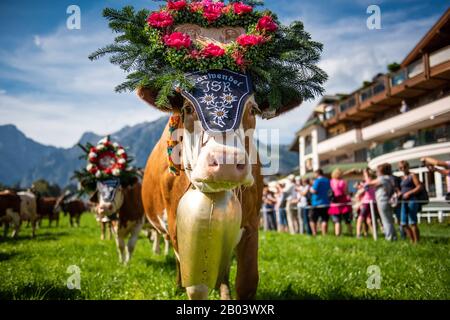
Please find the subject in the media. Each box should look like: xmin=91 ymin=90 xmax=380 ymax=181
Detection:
xmin=89 ymin=0 xmax=327 ymax=116
xmin=73 ymin=137 xmax=140 ymax=193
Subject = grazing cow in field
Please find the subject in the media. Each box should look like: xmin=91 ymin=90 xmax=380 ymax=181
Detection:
xmin=138 ymin=84 xmax=264 ymax=300
xmin=55 ymin=196 xmax=86 ymax=227
xmin=0 ymin=190 xmax=21 ymax=238
xmin=37 ymin=197 xmax=59 ymax=227
xmin=17 ymin=191 xmax=38 ymax=237
xmin=94 ymin=179 xmax=144 ymax=264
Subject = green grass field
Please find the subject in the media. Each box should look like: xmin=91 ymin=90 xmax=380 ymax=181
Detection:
xmin=0 ymin=213 xmax=449 ymax=300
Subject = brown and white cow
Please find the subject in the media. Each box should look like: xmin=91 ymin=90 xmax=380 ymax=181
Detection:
xmin=94 ymin=179 xmax=145 ymax=264
xmin=37 ymin=196 xmax=59 ymax=227
xmin=0 ymin=190 xmax=21 ymax=238
xmin=139 ymin=87 xmax=264 ymax=300
xmin=17 ymin=191 xmax=38 ymax=237
xmin=55 ymin=196 xmax=86 ymax=227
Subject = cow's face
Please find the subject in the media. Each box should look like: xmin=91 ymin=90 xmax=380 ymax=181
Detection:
xmin=96 ymin=180 xmax=124 ymax=216
xmin=179 ymin=95 xmax=258 ymax=193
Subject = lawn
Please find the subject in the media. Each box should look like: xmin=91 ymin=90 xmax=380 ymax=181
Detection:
xmin=0 ymin=213 xmax=449 ymax=300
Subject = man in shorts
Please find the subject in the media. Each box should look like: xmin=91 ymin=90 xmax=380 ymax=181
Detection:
xmin=309 ymin=169 xmax=331 ymax=236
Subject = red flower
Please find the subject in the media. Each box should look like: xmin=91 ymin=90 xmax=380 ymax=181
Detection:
xmin=201 ymin=43 xmax=225 ymax=57
xmin=104 ymin=168 xmax=112 ymax=175
xmin=232 ymin=51 xmax=245 ymax=66
xmin=167 ymin=0 xmax=187 ymax=11
xmin=189 ymin=1 xmax=204 ymax=12
xmin=164 ymin=32 xmax=192 ymax=49
xmin=256 ymin=16 xmax=278 ymax=32
xmin=233 ymin=2 xmax=253 ymax=15
xmin=236 ymin=34 xmax=265 ymax=47
xmin=89 ymin=167 xmax=98 ymax=174
xmin=89 ymin=157 xmax=97 ymax=163
xmin=190 ymin=49 xmax=201 ymax=59
xmin=89 ymin=147 xmax=97 ymax=153
xmin=203 ymin=1 xmax=224 ymax=22
xmin=147 ymin=11 xmax=174 ymax=28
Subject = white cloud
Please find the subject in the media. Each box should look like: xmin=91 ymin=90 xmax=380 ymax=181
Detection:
xmin=0 ymin=24 xmax=164 ymax=148
xmin=0 ymin=3 xmax=442 ymax=148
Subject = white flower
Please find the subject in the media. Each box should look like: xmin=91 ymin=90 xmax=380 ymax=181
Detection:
xmin=200 ymin=93 xmax=216 ymax=106
xmin=88 ymin=152 xmax=97 ymax=158
xmin=117 ymin=149 xmax=125 ymax=155
xmin=99 ymin=137 xmax=108 ymax=144
xmin=112 ymin=168 xmax=121 ymax=176
xmin=96 ymin=144 xmax=105 ymax=151
xmin=113 ymin=142 xmax=119 ymax=148
xmin=95 ymin=171 xmax=102 ymax=178
xmin=118 ymin=158 xmax=126 ymax=164
xmin=221 ymin=93 xmax=237 ymax=105
xmin=210 ymin=107 xmax=229 ymax=128
xmin=86 ymin=163 xmax=93 ymax=171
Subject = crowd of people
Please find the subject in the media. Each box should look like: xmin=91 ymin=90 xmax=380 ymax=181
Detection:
xmin=262 ymin=157 xmax=450 ymax=244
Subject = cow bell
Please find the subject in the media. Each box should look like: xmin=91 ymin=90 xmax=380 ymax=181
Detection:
xmin=176 ymin=188 xmax=242 ymax=289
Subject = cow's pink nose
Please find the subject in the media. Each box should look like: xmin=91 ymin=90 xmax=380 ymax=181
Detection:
xmin=206 ymin=151 xmax=248 ymax=179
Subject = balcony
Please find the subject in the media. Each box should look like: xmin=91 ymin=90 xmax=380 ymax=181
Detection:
xmin=430 ymin=45 xmax=450 ymax=67
xmin=317 ymin=129 xmax=362 ymax=156
xmin=362 ymin=95 xmax=450 ymax=141
xmin=368 ymin=123 xmax=450 ymax=159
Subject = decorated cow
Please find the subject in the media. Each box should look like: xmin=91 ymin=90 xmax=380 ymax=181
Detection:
xmin=74 ymin=137 xmax=145 ymax=264
xmin=90 ymin=0 xmax=326 ymax=299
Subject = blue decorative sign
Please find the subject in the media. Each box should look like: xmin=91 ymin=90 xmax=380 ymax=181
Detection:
xmin=181 ymin=69 xmax=253 ymax=133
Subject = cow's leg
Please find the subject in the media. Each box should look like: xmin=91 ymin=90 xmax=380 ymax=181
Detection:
xmin=76 ymin=214 xmax=81 ymax=227
xmin=69 ymin=215 xmax=74 ymax=227
xmin=3 ymin=222 xmax=9 ymax=238
xmin=31 ymin=218 xmax=37 ymax=238
xmin=125 ymin=222 xmax=142 ymax=264
xmin=152 ymin=230 xmax=161 ymax=255
xmin=108 ymin=222 xmax=112 ymax=240
xmin=115 ymin=233 xmax=126 ymax=263
xmin=100 ymin=222 xmax=105 ymax=240
xmin=186 ymin=284 xmax=209 ymax=300
xmin=235 ymin=227 xmax=259 ymax=300
xmin=219 ymin=263 xmax=232 ymax=300
xmin=7 ymin=210 xmax=21 ymax=238
xmin=163 ymin=234 xmax=170 ymax=256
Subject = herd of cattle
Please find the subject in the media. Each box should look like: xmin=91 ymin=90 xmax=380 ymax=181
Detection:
xmin=0 ymin=190 xmax=86 ymax=238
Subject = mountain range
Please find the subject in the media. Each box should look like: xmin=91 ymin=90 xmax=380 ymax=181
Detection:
xmin=0 ymin=118 xmax=298 ymax=187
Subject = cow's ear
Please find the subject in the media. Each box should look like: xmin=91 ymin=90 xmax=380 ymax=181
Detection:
xmin=136 ymin=87 xmax=184 ymax=113
xmin=89 ymin=191 xmax=98 ymax=204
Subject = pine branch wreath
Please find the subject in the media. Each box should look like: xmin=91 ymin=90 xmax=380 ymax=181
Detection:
xmin=89 ymin=1 xmax=327 ymax=112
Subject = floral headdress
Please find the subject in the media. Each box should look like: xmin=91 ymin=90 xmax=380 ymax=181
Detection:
xmin=89 ymin=0 xmax=327 ymax=116
xmin=73 ymin=137 xmax=140 ymax=193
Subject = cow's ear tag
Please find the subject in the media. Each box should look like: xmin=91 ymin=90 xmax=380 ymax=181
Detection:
xmin=181 ymin=69 xmax=253 ymax=134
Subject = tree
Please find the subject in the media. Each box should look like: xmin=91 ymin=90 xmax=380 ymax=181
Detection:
xmin=31 ymin=179 xmax=61 ymax=197
xmin=387 ymin=62 xmax=401 ymax=73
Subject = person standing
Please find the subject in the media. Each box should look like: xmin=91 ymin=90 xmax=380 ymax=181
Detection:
xmin=262 ymin=185 xmax=277 ymax=231
xmin=355 ymin=179 xmax=376 ymax=238
xmin=328 ymin=168 xmax=353 ymax=236
xmin=285 ymin=175 xmax=300 ymax=234
xmin=363 ymin=164 xmax=397 ymax=241
xmin=398 ymin=161 xmax=421 ymax=244
xmin=275 ymin=181 xmax=289 ymax=233
xmin=297 ymin=178 xmax=312 ymax=235
xmin=309 ymin=169 xmax=331 ymax=236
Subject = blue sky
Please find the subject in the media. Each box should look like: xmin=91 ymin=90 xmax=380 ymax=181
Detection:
xmin=0 ymin=0 xmax=448 ymax=147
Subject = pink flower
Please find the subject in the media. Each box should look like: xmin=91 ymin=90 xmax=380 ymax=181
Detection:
xmin=236 ymin=34 xmax=265 ymax=47
xmin=164 ymin=32 xmax=192 ymax=49
xmin=167 ymin=0 xmax=187 ymax=11
xmin=232 ymin=51 xmax=245 ymax=66
xmin=147 ymin=11 xmax=174 ymax=28
xmin=203 ymin=1 xmax=225 ymax=22
xmin=256 ymin=15 xmax=278 ymax=32
xmin=201 ymin=43 xmax=226 ymax=57
xmin=233 ymin=2 xmax=253 ymax=15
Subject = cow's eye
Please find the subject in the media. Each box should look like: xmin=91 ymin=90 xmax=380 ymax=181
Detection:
xmin=184 ymin=105 xmax=194 ymax=115
xmin=249 ymin=105 xmax=259 ymax=116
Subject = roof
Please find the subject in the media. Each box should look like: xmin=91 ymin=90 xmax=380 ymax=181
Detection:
xmin=402 ymin=8 xmax=450 ymax=67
